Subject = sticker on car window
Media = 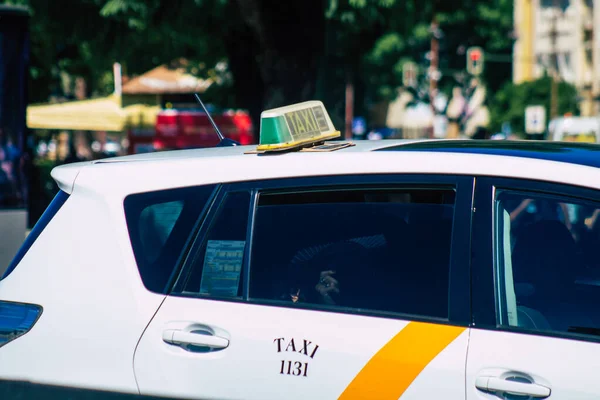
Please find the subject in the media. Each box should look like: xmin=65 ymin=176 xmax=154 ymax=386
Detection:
xmin=199 ymin=240 xmax=245 ymax=297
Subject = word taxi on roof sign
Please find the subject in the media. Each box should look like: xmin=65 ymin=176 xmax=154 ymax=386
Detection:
xmin=249 ymin=101 xmax=352 ymax=153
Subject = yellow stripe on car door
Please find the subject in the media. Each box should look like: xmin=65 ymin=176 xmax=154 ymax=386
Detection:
xmin=338 ymin=321 xmax=466 ymax=399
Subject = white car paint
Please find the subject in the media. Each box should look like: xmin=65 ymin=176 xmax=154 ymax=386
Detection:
xmin=134 ymin=295 xmax=469 ymax=400
xmin=467 ymin=329 xmax=600 ymax=399
xmin=54 ymin=142 xmax=600 ymax=201
xmin=0 ymin=174 xmax=164 ymax=393
xmin=1 ymin=139 xmax=599 ymax=398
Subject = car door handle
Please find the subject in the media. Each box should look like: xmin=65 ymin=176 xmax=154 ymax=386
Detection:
xmin=162 ymin=329 xmax=230 ymax=350
xmin=475 ymin=376 xmax=551 ymax=398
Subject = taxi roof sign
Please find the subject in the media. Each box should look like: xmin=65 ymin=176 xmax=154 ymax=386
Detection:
xmin=256 ymin=101 xmax=340 ymax=152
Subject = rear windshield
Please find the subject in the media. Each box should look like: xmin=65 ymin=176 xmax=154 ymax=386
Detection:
xmin=124 ymin=185 xmax=217 ymax=294
xmin=2 ymin=191 xmax=70 ymax=280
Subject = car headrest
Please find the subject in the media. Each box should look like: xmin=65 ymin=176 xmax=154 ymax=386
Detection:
xmin=512 ymin=220 xmax=580 ymax=287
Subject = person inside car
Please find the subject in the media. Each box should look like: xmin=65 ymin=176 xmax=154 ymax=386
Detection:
xmin=286 ymin=240 xmax=385 ymax=309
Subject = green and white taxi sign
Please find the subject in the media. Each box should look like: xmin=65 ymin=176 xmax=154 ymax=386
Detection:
xmin=256 ymin=101 xmax=341 ymax=152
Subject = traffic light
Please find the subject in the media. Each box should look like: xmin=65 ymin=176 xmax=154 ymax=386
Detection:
xmin=466 ymin=47 xmax=484 ymax=76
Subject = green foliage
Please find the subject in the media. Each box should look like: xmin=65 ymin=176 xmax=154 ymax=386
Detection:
xmin=93 ymin=0 xmax=231 ymax=75
xmin=3 ymin=0 xmax=130 ymax=101
xmin=489 ymin=76 xmax=580 ymax=135
xmin=11 ymin=0 xmax=516 ymax=131
xmin=5 ymin=0 xmax=234 ymax=104
xmin=358 ymin=0 xmax=514 ymax=104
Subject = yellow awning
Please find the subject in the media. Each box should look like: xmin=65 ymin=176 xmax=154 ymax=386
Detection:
xmin=27 ymin=94 xmax=159 ymax=132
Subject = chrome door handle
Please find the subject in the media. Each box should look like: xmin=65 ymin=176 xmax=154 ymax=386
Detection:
xmin=162 ymin=329 xmax=230 ymax=350
xmin=476 ymin=376 xmax=551 ymax=398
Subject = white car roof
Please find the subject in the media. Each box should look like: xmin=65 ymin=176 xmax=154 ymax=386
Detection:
xmin=51 ymin=139 xmax=600 ymax=197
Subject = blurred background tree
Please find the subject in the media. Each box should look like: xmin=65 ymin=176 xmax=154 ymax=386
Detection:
xmin=360 ymin=0 xmax=514 ymax=102
xmin=3 ymin=0 xmax=517 ymax=137
xmin=489 ymin=76 xmax=579 ymax=135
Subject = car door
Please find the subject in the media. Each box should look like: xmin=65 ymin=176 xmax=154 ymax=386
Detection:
xmin=467 ymin=177 xmax=600 ymax=400
xmin=134 ymin=174 xmax=474 ymax=400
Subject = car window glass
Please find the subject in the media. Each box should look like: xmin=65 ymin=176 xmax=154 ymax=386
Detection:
xmin=179 ymin=191 xmax=251 ymax=298
xmin=249 ymin=188 xmax=456 ymax=319
xmin=124 ymin=185 xmax=216 ymax=294
xmin=139 ymin=201 xmax=184 ymax=264
xmin=495 ymin=190 xmax=600 ymax=338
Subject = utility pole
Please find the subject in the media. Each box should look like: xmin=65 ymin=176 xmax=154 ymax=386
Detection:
xmin=594 ymin=0 xmax=600 ymax=115
xmin=549 ymin=0 xmax=560 ymax=119
xmin=584 ymin=1 xmax=596 ymax=116
xmin=586 ymin=19 xmax=594 ymax=116
xmin=429 ymin=15 xmax=440 ymax=115
xmin=344 ymin=68 xmax=354 ymax=140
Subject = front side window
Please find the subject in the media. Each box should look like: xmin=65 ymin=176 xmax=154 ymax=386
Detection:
xmin=249 ymin=187 xmax=456 ymax=319
xmin=495 ymin=190 xmax=600 ymax=338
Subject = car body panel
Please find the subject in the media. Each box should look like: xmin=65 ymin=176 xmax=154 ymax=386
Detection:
xmin=134 ymin=297 xmax=469 ymax=400
xmin=0 ymin=183 xmax=163 ymax=393
xmin=467 ymin=329 xmax=600 ymax=400
xmin=467 ymin=174 xmax=600 ymax=400
xmin=2 ymin=139 xmax=600 ymax=398
xmin=133 ymin=173 xmax=474 ymax=399
xmin=65 ymin=151 xmax=600 ymax=202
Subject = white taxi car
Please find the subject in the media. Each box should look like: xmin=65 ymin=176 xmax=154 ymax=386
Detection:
xmin=1 ymin=101 xmax=600 ymax=400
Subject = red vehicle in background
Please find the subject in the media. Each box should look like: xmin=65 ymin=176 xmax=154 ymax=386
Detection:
xmin=128 ymin=109 xmax=254 ymax=154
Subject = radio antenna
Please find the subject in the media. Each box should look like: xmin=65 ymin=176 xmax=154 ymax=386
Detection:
xmin=194 ymin=93 xmax=240 ymax=147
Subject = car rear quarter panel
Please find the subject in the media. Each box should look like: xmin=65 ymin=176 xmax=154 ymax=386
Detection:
xmin=0 ymin=175 xmax=164 ymax=394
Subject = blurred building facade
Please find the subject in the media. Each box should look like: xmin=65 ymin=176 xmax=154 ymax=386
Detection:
xmin=514 ymin=0 xmax=599 ymax=115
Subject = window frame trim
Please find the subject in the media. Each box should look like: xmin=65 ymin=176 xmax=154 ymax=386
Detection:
xmin=242 ymin=190 xmax=259 ymax=299
xmin=171 ymin=174 xmax=475 ymax=327
xmin=161 ymin=184 xmax=224 ymax=294
xmin=2 ymin=190 xmax=70 ymax=281
xmin=171 ymin=185 xmax=249 ymax=296
xmin=472 ymin=176 xmax=600 ymax=343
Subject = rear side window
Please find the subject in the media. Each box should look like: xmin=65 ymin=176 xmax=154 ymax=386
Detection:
xmin=249 ymin=187 xmax=456 ymax=319
xmin=124 ymin=185 xmax=217 ymax=294
xmin=2 ymin=191 xmax=70 ymax=280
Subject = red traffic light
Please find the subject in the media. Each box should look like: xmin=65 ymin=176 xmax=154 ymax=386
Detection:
xmin=466 ymin=47 xmax=484 ymax=75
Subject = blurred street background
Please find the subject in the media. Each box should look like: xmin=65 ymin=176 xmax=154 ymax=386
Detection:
xmin=1 ymin=0 xmax=600 ymax=266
